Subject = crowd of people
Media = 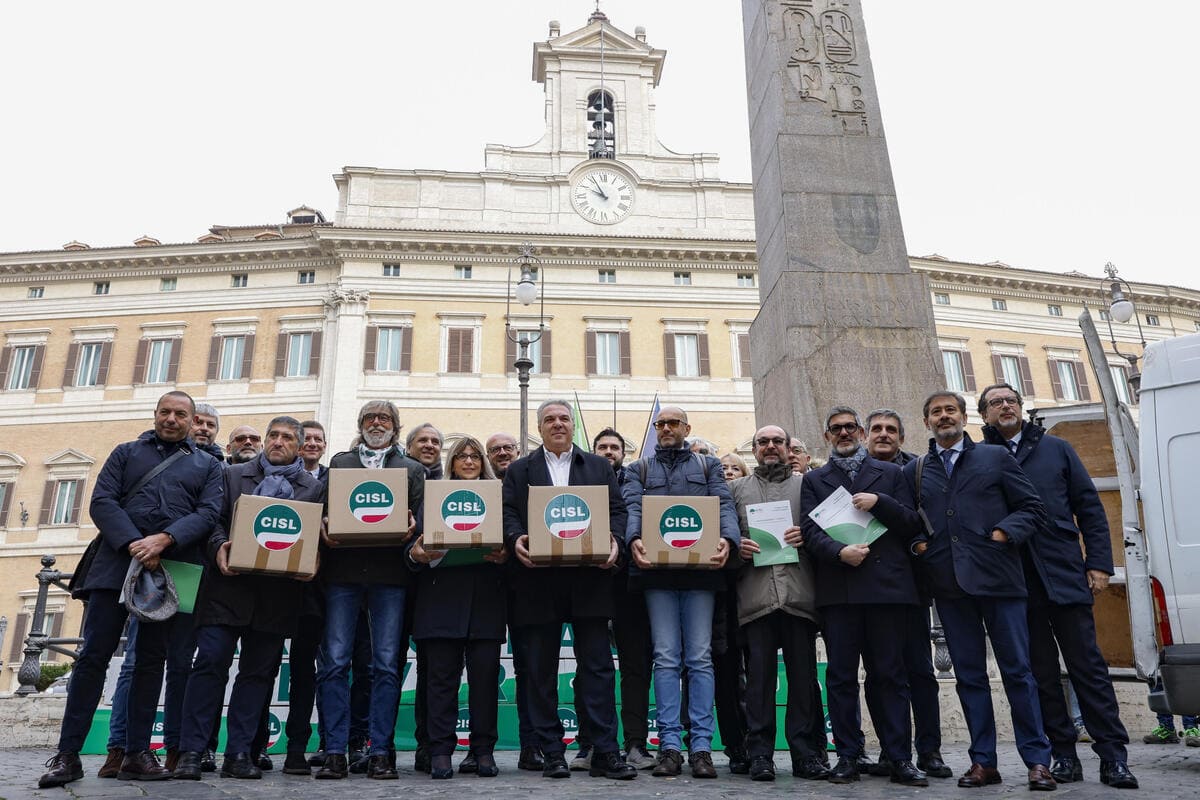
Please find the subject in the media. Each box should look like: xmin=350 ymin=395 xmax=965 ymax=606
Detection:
xmin=35 ymin=385 xmax=1156 ymax=790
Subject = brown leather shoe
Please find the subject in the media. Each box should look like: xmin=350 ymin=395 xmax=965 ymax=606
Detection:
xmin=958 ymin=763 xmax=1002 ymax=788
xmin=164 ymin=749 xmax=180 ymax=773
xmin=116 ymin=750 xmax=173 ymax=781
xmin=1028 ymin=764 xmax=1057 ymax=791
xmin=98 ymin=747 xmax=124 ymax=778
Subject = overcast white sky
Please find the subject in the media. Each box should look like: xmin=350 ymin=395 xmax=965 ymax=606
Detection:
xmin=3 ymin=1 xmax=1196 ymax=288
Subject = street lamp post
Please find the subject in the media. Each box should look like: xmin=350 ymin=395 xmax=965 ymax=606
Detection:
xmin=1100 ymin=262 xmax=1149 ymax=395
xmin=506 ymin=243 xmax=545 ymax=456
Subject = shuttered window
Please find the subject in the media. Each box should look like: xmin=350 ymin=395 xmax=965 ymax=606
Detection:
xmin=736 ymin=333 xmax=751 ymax=378
xmin=664 ymin=333 xmax=710 ymax=378
xmin=1048 ymin=359 xmax=1091 ymax=402
xmin=445 ymin=328 xmax=475 ymax=374
xmin=40 ymin=479 xmax=83 ymax=526
xmin=208 ymin=334 xmax=255 ymax=381
xmin=941 ymin=349 xmax=976 ymax=393
xmin=276 ymin=332 xmax=322 ymax=378
xmin=365 ymin=326 xmax=412 ymax=372
xmin=505 ymin=330 xmax=552 ymax=375
xmin=1 ymin=344 xmax=44 ymax=391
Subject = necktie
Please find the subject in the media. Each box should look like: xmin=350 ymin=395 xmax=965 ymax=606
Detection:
xmin=940 ymin=449 xmax=955 ymax=477
xmin=1007 ymin=441 xmax=1019 ymax=457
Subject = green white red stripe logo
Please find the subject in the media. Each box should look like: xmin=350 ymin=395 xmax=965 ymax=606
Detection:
xmin=660 ymin=504 xmax=703 ymax=549
xmin=349 ymin=480 xmax=394 ymax=524
xmin=441 ymin=489 xmax=486 ymax=531
xmin=544 ymin=493 xmax=591 ymax=540
xmin=253 ymin=504 xmax=303 ymax=551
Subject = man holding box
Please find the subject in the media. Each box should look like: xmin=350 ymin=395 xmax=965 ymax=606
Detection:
xmin=173 ymin=415 xmax=325 ymax=779
xmin=502 ymin=399 xmax=636 ymax=780
xmin=623 ymin=405 xmax=739 ymax=780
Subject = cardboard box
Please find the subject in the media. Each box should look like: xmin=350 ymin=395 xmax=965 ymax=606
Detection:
xmin=639 ymin=495 xmax=721 ymax=568
xmin=423 ymin=480 xmax=504 ymax=549
xmin=526 ymin=485 xmax=612 ymax=565
xmin=227 ymin=494 xmax=323 ymax=577
xmin=326 ymin=468 xmax=410 ymax=546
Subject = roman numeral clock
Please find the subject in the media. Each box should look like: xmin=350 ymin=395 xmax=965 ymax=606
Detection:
xmin=570 ymin=166 xmax=635 ymax=225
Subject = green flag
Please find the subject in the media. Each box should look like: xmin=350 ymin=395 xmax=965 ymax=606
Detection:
xmin=572 ymin=391 xmax=590 ymax=450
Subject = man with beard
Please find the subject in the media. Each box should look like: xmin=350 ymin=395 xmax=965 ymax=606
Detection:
xmin=173 ymin=416 xmax=325 ymax=779
xmin=800 ymin=407 xmax=926 ymax=786
xmin=226 ymin=426 xmax=263 ymax=465
xmin=904 ymin=391 xmax=1056 ymax=791
xmin=979 ymin=384 xmax=1136 ymax=789
xmin=318 ymin=401 xmax=423 ymax=780
xmin=39 ymin=392 xmax=223 ymax=788
xmin=407 ymin=423 xmax=444 ymax=479
xmin=191 ymin=403 xmax=225 ymax=461
xmin=485 ymin=433 xmax=518 ymax=479
xmin=731 ymin=425 xmax=825 ymax=782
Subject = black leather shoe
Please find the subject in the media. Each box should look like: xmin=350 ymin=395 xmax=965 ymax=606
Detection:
xmin=413 ymin=746 xmax=431 ymax=773
xmin=792 ymin=754 xmax=830 ymax=780
xmin=542 ymin=754 xmax=570 ymax=778
xmin=1050 ymin=756 xmax=1083 ymax=783
xmin=750 ymin=755 xmax=776 ymax=781
xmin=475 ymin=752 xmax=499 ymax=777
xmin=367 ymin=753 xmax=398 ymax=779
xmin=890 ymin=760 xmax=929 ymax=787
xmin=870 ymin=753 xmax=892 ymax=777
xmin=829 ymin=755 xmax=860 ymax=784
xmin=431 ymin=754 xmax=453 ymax=780
xmin=254 ymin=752 xmax=273 ymax=771
xmin=220 ymin=752 xmax=263 ymax=779
xmin=589 ymin=750 xmax=637 ymax=780
xmin=727 ymin=745 xmax=750 ymax=774
xmin=348 ymin=749 xmax=370 ymax=774
xmin=200 ymin=749 xmax=217 ymax=772
xmin=314 ymin=753 xmax=348 ymax=779
xmin=458 ymin=751 xmax=478 ymax=773
xmin=39 ymin=752 xmax=84 ymax=788
xmin=518 ymin=745 xmax=545 ymax=771
xmin=118 ymin=750 xmax=173 ymax=781
xmin=282 ymin=751 xmax=311 ymax=775
xmin=173 ymin=751 xmax=204 ymax=781
xmin=918 ymin=750 xmax=952 ymax=778
xmin=854 ymin=752 xmax=876 ymax=774
xmin=1099 ymin=760 xmax=1139 ymax=789
xmin=307 ymin=749 xmax=326 ymax=767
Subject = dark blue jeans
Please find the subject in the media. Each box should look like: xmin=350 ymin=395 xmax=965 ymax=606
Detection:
xmin=57 ymin=591 xmax=129 ymax=753
xmin=106 ymin=618 xmax=139 ymax=749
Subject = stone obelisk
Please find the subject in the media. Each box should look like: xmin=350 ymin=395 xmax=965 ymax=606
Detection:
xmin=743 ymin=0 xmax=943 ymax=449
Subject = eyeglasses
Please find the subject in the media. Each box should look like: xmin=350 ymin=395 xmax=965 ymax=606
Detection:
xmin=986 ymin=396 xmax=1022 ymax=409
xmin=487 ymin=444 xmax=516 ymax=455
xmin=755 ymin=437 xmax=786 ymax=446
xmin=232 ymin=434 xmax=261 ymax=444
xmin=362 ymin=413 xmax=393 ymax=425
xmin=827 ymin=423 xmax=860 ymax=434
xmin=652 ymin=419 xmax=685 ymax=429
xmin=453 ymin=452 xmax=482 ymax=462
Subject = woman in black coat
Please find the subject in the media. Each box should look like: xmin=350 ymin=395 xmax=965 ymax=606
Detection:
xmin=407 ymin=435 xmax=508 ymax=779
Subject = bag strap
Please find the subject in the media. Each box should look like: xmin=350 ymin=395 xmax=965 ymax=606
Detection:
xmin=913 ymin=454 xmax=935 ymax=537
xmin=121 ymin=445 xmax=191 ymax=505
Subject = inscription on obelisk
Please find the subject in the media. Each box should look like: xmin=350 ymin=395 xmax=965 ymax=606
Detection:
xmin=743 ymin=0 xmax=943 ymax=449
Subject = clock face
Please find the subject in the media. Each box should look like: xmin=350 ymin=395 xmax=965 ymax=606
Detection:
xmin=571 ymin=169 xmax=634 ymax=224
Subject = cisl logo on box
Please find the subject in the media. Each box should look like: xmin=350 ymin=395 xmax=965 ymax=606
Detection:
xmin=660 ymin=504 xmax=704 ymax=549
xmin=441 ymin=489 xmax=487 ymax=531
xmin=545 ymin=493 xmax=591 ymax=540
xmin=253 ymin=504 xmax=303 ymax=551
xmin=349 ymin=480 xmax=395 ymax=524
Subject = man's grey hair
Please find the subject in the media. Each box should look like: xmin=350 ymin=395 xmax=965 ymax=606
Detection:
xmin=406 ymin=422 xmax=443 ymax=450
xmin=536 ymin=398 xmax=574 ymax=424
xmin=267 ymin=415 xmax=304 ymax=442
xmin=865 ymin=408 xmax=905 ymax=439
xmin=687 ymin=437 xmax=717 ymax=456
xmin=194 ymin=402 xmax=220 ymax=429
xmin=824 ymin=406 xmax=862 ymax=430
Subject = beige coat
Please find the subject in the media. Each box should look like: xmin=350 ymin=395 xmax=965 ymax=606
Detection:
xmin=731 ymin=471 xmax=820 ymax=627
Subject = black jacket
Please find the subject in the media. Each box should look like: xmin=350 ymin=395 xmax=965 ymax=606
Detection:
xmin=194 ymin=459 xmax=326 ymax=635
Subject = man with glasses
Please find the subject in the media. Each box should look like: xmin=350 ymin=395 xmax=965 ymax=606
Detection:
xmin=904 ymin=391 xmax=1056 ymax=791
xmin=318 ymin=401 xmax=423 ymax=779
xmin=731 ymin=425 xmax=825 ymax=781
xmin=788 ymin=439 xmax=811 ymax=474
xmin=226 ymin=426 xmax=263 ymax=465
xmin=485 ymin=433 xmax=518 ymax=479
xmin=979 ymin=384 xmax=1136 ymax=789
xmin=800 ymin=408 xmax=927 ymax=786
xmin=624 ymin=406 xmax=739 ymax=779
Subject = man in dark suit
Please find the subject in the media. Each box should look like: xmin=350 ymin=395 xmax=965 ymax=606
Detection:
xmin=174 ymin=415 xmax=326 ymax=779
xmin=502 ymin=399 xmax=637 ymax=781
xmin=801 ymin=406 xmax=927 ymax=787
xmin=904 ymin=390 xmax=1057 ymax=791
xmin=979 ymin=384 xmax=1138 ymax=789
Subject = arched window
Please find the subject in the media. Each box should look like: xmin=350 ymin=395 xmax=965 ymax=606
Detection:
xmin=587 ymin=90 xmax=615 ymax=159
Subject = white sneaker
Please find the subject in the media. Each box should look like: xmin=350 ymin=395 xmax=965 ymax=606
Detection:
xmin=626 ymin=745 xmax=656 ymax=770
xmin=570 ymin=746 xmax=592 ymax=771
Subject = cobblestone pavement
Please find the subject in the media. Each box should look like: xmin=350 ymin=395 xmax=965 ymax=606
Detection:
xmin=1 ymin=745 xmax=1198 ymax=800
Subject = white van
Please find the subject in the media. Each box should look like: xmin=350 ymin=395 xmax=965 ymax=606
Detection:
xmin=1138 ymin=331 xmax=1200 ymax=715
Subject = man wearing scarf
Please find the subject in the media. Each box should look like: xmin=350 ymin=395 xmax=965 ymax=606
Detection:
xmin=174 ymin=416 xmax=325 ymax=780
xmin=731 ymin=425 xmax=824 ymax=782
xmin=318 ymin=400 xmax=425 ymax=780
xmin=800 ymin=407 xmax=927 ymax=787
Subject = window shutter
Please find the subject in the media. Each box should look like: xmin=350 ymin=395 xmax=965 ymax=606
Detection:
xmin=663 ymin=333 xmax=676 ymax=376
xmin=207 ymin=336 xmax=221 ymax=380
xmin=619 ymin=331 xmax=631 ymax=375
xmin=166 ymin=338 xmax=181 ymax=383
xmin=47 ymin=613 xmax=63 ymax=661
xmin=29 ymin=345 xmax=44 ymax=389
xmin=506 ymin=334 xmax=517 ymax=374
xmin=70 ymin=480 xmax=84 ymax=524
xmin=363 ymin=326 xmax=378 ymax=371
xmin=585 ymin=332 xmax=597 ymax=375
xmin=400 ymin=327 xmax=412 ymax=372
xmin=991 ymin=354 xmax=1004 ymax=383
xmin=96 ymin=342 xmax=112 ymax=386
xmin=1018 ymin=356 xmax=1035 ymax=396
xmin=0 ymin=483 xmax=12 ymax=527
xmin=1048 ymin=359 xmax=1064 ymax=400
xmin=62 ymin=342 xmax=80 ymax=387
xmin=961 ymin=350 xmax=976 ymax=392
xmin=240 ymin=334 xmax=256 ymax=379
xmin=0 ymin=346 xmax=10 ymax=388
xmin=9 ymin=612 xmax=28 ymax=662
xmin=308 ymin=331 xmax=322 ymax=376
xmin=540 ymin=329 xmax=552 ymax=374
xmin=133 ymin=339 xmax=149 ymax=384
xmin=738 ymin=334 xmax=751 ymax=378
xmin=460 ymin=328 xmax=475 ymax=373
xmin=275 ymin=333 xmax=289 ymax=377
xmin=1074 ymin=361 xmax=1092 ymax=401
xmin=446 ymin=329 xmax=461 ymax=373
xmin=38 ymin=480 xmax=55 ymax=526
xmin=697 ymin=333 xmax=711 ymax=377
